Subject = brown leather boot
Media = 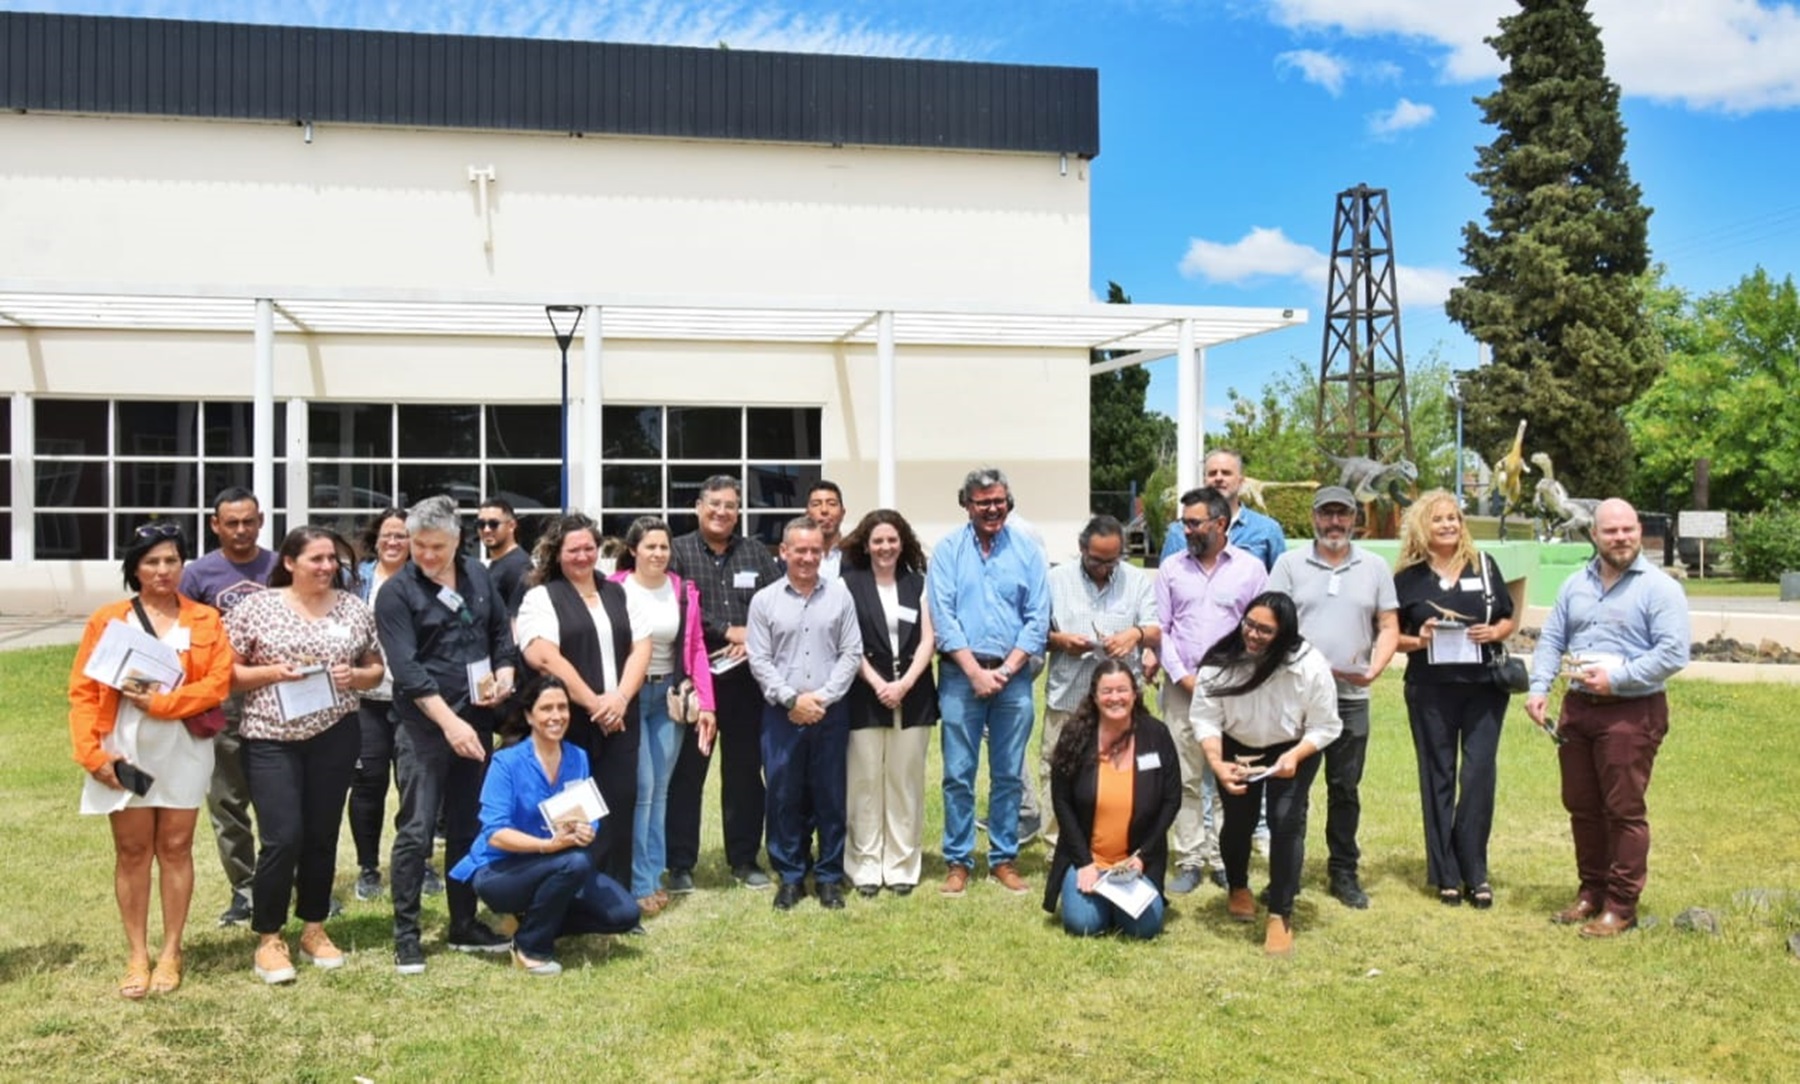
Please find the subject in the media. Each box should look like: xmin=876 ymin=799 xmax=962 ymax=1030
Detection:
xmin=1264 ymin=915 xmax=1294 ymax=957
xmin=1227 ymin=887 xmax=1257 ymax=923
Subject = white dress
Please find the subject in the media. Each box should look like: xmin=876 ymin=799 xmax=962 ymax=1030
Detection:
xmin=79 ymin=624 xmax=216 ymax=814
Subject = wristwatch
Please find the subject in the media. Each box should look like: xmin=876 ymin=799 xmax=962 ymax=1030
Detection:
xmin=996 ymin=663 xmax=1015 ymax=682
xmin=781 ymin=693 xmax=798 ymax=711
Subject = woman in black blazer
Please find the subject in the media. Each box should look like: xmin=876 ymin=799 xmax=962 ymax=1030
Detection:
xmin=838 ymin=510 xmax=939 ymax=897
xmin=1043 ymin=660 xmax=1181 ymax=938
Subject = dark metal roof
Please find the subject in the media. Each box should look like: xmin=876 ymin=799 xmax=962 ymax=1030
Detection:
xmin=0 ymin=11 xmax=1100 ymax=156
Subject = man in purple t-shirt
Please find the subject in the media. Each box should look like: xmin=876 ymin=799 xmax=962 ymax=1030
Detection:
xmin=179 ymin=487 xmax=278 ymax=927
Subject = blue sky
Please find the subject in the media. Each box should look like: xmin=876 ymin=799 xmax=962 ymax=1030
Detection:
xmin=12 ymin=0 xmax=1800 ymax=421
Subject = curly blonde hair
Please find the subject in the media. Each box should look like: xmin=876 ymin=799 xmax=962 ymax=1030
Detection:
xmin=1396 ymin=489 xmax=1480 ymax=574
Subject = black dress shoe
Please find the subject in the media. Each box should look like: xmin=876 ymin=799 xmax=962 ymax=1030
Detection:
xmin=1209 ymin=866 xmax=1229 ymax=889
xmin=889 ymin=883 xmax=915 ymax=897
xmin=817 ymin=883 xmax=846 ymax=910
xmin=773 ymin=882 xmax=805 ymax=911
xmin=1330 ymin=874 xmax=1370 ymax=910
xmin=856 ymin=884 xmax=881 ymax=899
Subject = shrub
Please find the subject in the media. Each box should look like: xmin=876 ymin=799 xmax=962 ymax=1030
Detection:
xmin=1728 ymin=505 xmax=1800 ymax=582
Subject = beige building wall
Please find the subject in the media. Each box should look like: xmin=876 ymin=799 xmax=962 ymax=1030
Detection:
xmin=0 ymin=112 xmax=1091 ymax=306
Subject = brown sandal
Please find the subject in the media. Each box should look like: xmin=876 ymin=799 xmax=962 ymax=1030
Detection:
xmin=119 ymin=960 xmax=152 ymax=1000
xmin=149 ymin=956 xmax=182 ymax=994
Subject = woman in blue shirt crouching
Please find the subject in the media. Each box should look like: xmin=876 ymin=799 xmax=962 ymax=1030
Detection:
xmin=450 ymin=675 xmax=640 ymax=974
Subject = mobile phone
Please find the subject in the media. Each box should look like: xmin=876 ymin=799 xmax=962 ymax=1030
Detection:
xmin=114 ymin=759 xmax=156 ymax=797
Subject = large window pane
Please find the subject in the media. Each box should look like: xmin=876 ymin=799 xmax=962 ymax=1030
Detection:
xmin=115 ymin=514 xmax=202 ymax=557
xmin=742 ymin=514 xmax=791 ymax=547
xmin=667 ymin=463 xmax=741 ymax=510
xmin=37 ymin=461 xmax=106 ymax=507
xmin=398 ymin=464 xmax=483 ymax=509
xmin=745 ymin=463 xmax=820 ymax=510
xmin=0 ymin=470 xmax=10 ymax=506
xmin=399 ymin=405 xmax=479 ymax=459
xmin=603 ymin=465 xmax=662 ymax=509
xmin=310 ymin=403 xmax=391 ymax=458
xmin=34 ymin=399 xmax=107 ymax=456
xmin=667 ymin=407 xmax=739 ymax=459
xmin=0 ymin=514 xmax=9 ymax=560
xmin=117 ymin=460 xmax=199 ymax=507
xmin=116 ymin=401 xmax=198 ymax=456
xmin=206 ymin=402 xmax=286 ymax=457
xmin=602 ymin=406 xmax=662 ymax=459
xmin=0 ymin=405 xmax=10 ymax=450
xmin=488 ymin=405 xmax=562 ymax=461
xmin=310 ymin=464 xmax=394 ymax=510
xmin=36 ymin=512 xmax=107 ymax=559
xmin=204 ymin=464 xmax=291 ymax=510
xmin=484 ymin=464 xmax=559 ymax=512
xmin=747 ymin=407 xmax=821 ymax=459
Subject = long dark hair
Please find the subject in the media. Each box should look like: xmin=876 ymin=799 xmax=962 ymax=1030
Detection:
xmin=499 ymin=673 xmax=571 ymax=747
xmin=615 ymin=516 xmax=672 ymax=573
xmin=838 ymin=508 xmax=928 ymax=574
xmin=266 ymin=526 xmax=357 ymax=591
xmin=1051 ymin=659 xmax=1152 ymax=780
xmin=1197 ymin=590 xmax=1304 ymax=698
xmin=526 ymin=514 xmax=600 ymax=588
xmin=357 ymin=507 xmax=408 ymax=562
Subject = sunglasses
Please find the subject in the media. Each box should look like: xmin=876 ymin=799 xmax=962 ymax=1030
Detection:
xmin=134 ymin=521 xmax=184 ymax=540
xmin=475 ymin=519 xmax=508 ymax=530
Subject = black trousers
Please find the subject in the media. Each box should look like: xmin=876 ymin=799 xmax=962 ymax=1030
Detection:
xmin=1405 ymin=682 xmax=1507 ymax=890
xmin=347 ymin=698 xmax=399 ymax=873
xmin=392 ymin=717 xmax=491 ymax=943
xmin=206 ymin=694 xmax=257 ymax=898
xmin=1324 ymin=698 xmax=1370 ymax=879
xmin=585 ymin=715 xmax=640 ymax=890
xmin=665 ymin=664 xmax=766 ymax=873
xmin=243 ymin=715 xmax=359 ymax=934
xmin=1218 ymin=734 xmax=1322 ymax=919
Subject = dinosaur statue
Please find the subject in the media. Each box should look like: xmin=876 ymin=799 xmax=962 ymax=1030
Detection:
xmin=1324 ymin=454 xmax=1419 ymax=506
xmin=1238 ymin=476 xmax=1321 ymax=513
xmin=1492 ymin=420 xmax=1531 ymax=540
xmin=1529 ymin=452 xmax=1599 ymax=546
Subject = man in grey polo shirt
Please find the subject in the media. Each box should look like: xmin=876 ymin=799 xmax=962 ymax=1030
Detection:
xmin=1267 ymin=485 xmax=1399 ymax=909
xmin=1037 ymin=514 xmax=1160 ymax=850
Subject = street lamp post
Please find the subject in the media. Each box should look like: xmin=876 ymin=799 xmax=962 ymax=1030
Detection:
xmin=545 ymin=305 xmax=583 ymax=512
xmin=1450 ymin=371 xmax=1465 ymax=508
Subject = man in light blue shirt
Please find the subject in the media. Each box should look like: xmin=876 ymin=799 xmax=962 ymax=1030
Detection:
xmin=1159 ymin=449 xmax=1287 ymax=571
xmin=929 ymin=467 xmax=1050 ymax=897
xmin=1527 ymin=499 xmax=1689 ymax=939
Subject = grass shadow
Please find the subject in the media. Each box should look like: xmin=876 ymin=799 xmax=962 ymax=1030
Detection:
xmin=0 ymin=941 xmax=82 ymax=983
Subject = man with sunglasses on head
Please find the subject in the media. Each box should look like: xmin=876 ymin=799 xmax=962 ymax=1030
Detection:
xmin=1156 ymin=486 xmax=1268 ymax=896
xmin=476 ymin=498 xmax=529 ymax=617
xmin=179 ymin=486 xmax=279 ymax=927
xmin=1267 ymin=486 xmax=1400 ymax=910
xmin=930 ymin=466 xmax=1049 ymax=897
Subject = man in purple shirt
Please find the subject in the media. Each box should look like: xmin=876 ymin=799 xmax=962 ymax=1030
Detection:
xmin=1155 ymin=486 xmax=1269 ymax=895
xmin=178 ymin=486 xmax=279 ymax=927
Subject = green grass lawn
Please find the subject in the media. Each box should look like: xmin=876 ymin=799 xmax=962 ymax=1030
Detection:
xmin=1682 ymin=578 xmax=1783 ymax=599
xmin=3 ymin=645 xmax=1797 ymax=1082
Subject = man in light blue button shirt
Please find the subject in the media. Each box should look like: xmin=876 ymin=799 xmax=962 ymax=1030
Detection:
xmin=929 ymin=467 xmax=1050 ymax=896
xmin=1527 ymin=499 xmax=1689 ymax=938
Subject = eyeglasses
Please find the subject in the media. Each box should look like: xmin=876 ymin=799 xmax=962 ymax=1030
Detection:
xmin=1082 ymin=552 xmax=1122 ymax=567
xmin=1181 ymin=517 xmax=1215 ymax=531
xmin=970 ymin=498 xmax=1008 ymax=510
xmin=475 ymin=519 xmax=507 ymax=530
xmin=378 ymin=532 xmax=410 ymax=543
xmin=1241 ymin=616 xmax=1279 ymax=638
xmin=134 ymin=522 xmax=183 ymax=540
xmin=701 ymin=499 xmax=741 ymax=513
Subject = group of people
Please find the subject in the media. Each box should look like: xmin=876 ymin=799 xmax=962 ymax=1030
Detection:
xmin=68 ymin=452 xmax=1690 ymax=994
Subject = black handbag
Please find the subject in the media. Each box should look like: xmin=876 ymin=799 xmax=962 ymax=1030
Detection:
xmin=1478 ymin=556 xmax=1530 ymax=695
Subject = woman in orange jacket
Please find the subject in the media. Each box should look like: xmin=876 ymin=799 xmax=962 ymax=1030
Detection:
xmin=68 ymin=522 xmax=234 ymax=998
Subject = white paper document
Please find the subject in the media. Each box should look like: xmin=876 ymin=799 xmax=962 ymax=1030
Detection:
xmin=82 ymin=619 xmax=185 ymax=694
xmin=709 ymin=651 xmax=747 ymax=676
xmin=275 ymin=667 xmax=338 ymax=722
xmin=1092 ymin=868 xmax=1159 ymax=919
xmin=1428 ymin=622 xmax=1481 ymax=665
xmin=466 ymin=657 xmax=499 ymax=702
xmin=539 ymin=776 xmax=608 ymax=830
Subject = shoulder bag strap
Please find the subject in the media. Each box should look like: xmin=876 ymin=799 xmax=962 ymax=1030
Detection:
xmin=129 ymin=596 xmax=158 ymax=636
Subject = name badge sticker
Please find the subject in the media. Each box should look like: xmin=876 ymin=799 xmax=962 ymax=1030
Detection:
xmin=733 ymin=570 xmax=760 ymax=590
xmin=1328 ymin=572 xmax=1343 ymax=597
xmin=166 ymin=627 xmax=192 ymax=652
xmin=895 ymin=605 xmax=919 ymax=624
xmin=1136 ymin=751 xmax=1162 ymax=771
xmin=1460 ymin=576 xmax=1483 ymax=591
xmin=437 ymin=586 xmax=464 ymax=612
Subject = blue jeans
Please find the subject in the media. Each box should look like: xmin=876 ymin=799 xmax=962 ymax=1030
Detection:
xmin=761 ymin=702 xmax=849 ymax=884
xmin=632 ymin=678 xmax=683 ymax=899
xmin=1058 ymin=866 xmax=1165 ymax=939
xmin=470 ymin=850 xmax=640 ymax=959
xmin=939 ymin=667 xmax=1035 ymax=869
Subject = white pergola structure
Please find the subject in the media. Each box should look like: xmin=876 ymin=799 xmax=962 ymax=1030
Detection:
xmin=0 ymin=282 xmax=1306 ymax=545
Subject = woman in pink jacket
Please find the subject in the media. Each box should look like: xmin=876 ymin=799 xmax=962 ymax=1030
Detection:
xmin=610 ymin=516 xmax=717 ymax=915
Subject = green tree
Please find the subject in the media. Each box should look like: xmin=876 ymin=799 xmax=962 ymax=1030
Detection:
xmin=1626 ymin=268 xmax=1800 ymax=510
xmin=1444 ymin=0 xmax=1662 ymax=498
xmin=1089 ymin=281 xmax=1174 ymax=519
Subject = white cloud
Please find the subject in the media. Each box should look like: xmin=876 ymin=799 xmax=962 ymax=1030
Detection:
xmin=1275 ymin=48 xmax=1350 ymax=95
xmin=1265 ymin=0 xmax=1800 ymax=113
xmin=1367 ymin=96 xmax=1435 ymax=137
xmin=1178 ymin=226 xmax=1458 ymax=310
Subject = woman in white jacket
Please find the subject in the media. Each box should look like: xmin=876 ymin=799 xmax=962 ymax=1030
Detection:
xmin=1190 ymin=590 xmax=1341 ymax=957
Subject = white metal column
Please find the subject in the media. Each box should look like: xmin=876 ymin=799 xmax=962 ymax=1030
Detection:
xmin=876 ymin=310 xmax=896 ymax=508
xmin=11 ymin=393 xmax=31 ymax=561
xmin=1175 ymin=318 xmax=1199 ymax=496
xmin=577 ymin=305 xmax=604 ymax=516
xmin=253 ymin=298 xmax=275 ymax=548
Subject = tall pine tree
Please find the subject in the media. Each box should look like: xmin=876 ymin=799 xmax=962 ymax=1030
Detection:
xmin=1444 ymin=0 xmax=1662 ymax=499
xmin=1088 ymin=281 xmax=1172 ymax=520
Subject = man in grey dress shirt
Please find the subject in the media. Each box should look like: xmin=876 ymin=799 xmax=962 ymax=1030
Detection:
xmin=747 ymin=517 xmax=864 ymax=911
